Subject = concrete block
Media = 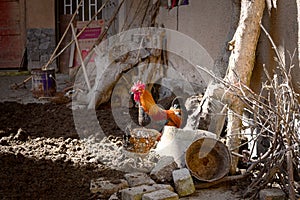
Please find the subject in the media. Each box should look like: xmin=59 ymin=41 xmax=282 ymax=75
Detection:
xmin=172 ymin=168 xmax=195 ymax=197
xmin=124 ymin=172 xmax=155 ymax=187
xmin=120 ymin=185 xmax=158 ymax=200
xmin=155 ymin=126 xmax=216 ymax=167
xmin=152 ymin=184 xmax=174 ymax=192
xmin=142 ymin=189 xmax=179 ymax=200
xmin=90 ymin=178 xmax=128 ymax=199
xmin=259 ymin=188 xmax=286 ymax=200
xmin=120 ymin=184 xmax=174 ymax=200
xmin=150 ymin=156 xmax=178 ymax=183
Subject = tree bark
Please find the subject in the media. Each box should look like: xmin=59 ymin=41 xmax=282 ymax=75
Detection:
xmin=225 ymin=0 xmax=265 ymax=174
xmin=297 ymin=0 xmax=300 ymax=72
xmin=185 ymin=0 xmax=266 ymax=175
xmin=184 ymin=0 xmax=241 ymax=134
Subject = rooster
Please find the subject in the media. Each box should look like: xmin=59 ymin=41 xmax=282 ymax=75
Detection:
xmin=130 ymin=81 xmax=181 ymax=129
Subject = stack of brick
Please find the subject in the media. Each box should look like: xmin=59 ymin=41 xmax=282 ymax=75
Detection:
xmin=90 ymin=156 xmax=196 ymax=200
xmin=90 ymin=156 xmax=287 ymax=200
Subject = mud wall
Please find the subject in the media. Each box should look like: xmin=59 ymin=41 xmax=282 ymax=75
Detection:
xmin=154 ymin=0 xmax=232 ymax=90
xmin=155 ymin=0 xmax=299 ymax=93
xmin=253 ymin=0 xmax=300 ymax=94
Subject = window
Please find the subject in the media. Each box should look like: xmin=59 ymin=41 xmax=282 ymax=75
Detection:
xmin=63 ymin=0 xmax=102 ymax=21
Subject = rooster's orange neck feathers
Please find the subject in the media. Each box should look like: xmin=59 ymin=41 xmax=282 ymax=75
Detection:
xmin=130 ymin=81 xmax=181 ymax=128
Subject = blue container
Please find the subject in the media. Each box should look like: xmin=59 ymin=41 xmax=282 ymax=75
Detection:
xmin=31 ymin=68 xmax=56 ymax=98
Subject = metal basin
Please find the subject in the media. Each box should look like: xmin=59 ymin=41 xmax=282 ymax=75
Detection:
xmin=185 ymin=137 xmax=231 ymax=182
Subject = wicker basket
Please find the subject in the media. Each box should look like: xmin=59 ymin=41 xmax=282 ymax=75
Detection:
xmin=124 ymin=128 xmax=160 ymax=154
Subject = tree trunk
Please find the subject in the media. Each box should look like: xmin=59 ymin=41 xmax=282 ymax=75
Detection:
xmin=297 ymin=0 xmax=300 ymax=71
xmin=225 ymin=0 xmax=265 ymax=174
xmin=184 ymin=0 xmax=241 ymax=134
xmin=184 ymin=0 xmax=266 ymax=175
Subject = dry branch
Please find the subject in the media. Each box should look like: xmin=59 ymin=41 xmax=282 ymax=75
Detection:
xmin=195 ymin=23 xmax=300 ymax=199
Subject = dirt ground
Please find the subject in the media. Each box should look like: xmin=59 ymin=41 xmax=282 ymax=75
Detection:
xmin=0 ymin=101 xmax=130 ymax=199
xmin=0 ymin=74 xmax=127 ymax=199
xmin=0 ymin=74 xmax=245 ymax=200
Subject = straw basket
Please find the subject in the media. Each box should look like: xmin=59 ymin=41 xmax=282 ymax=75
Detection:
xmin=123 ymin=128 xmax=160 ymax=154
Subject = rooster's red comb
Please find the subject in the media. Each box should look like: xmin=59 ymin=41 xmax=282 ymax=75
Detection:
xmin=131 ymin=80 xmax=145 ymax=93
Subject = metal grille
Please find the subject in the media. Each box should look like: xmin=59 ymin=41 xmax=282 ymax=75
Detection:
xmin=62 ymin=0 xmax=118 ymax=36
xmin=63 ymin=0 xmax=101 ymax=21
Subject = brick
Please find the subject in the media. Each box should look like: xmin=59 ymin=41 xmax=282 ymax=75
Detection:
xmin=152 ymin=184 xmax=174 ymax=192
xmin=120 ymin=185 xmax=158 ymax=200
xmin=150 ymin=156 xmax=178 ymax=183
xmin=172 ymin=168 xmax=195 ymax=197
xmin=120 ymin=184 xmax=174 ymax=200
xmin=259 ymin=188 xmax=286 ymax=200
xmin=124 ymin=172 xmax=155 ymax=187
xmin=90 ymin=178 xmax=128 ymax=199
xmin=142 ymin=189 xmax=179 ymax=200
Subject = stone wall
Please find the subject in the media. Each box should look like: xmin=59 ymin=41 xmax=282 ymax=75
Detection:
xmin=26 ymin=28 xmax=56 ymax=70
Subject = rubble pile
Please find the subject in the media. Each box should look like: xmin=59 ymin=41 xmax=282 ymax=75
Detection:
xmin=0 ymin=130 xmax=160 ymax=173
xmin=91 ymin=167 xmax=196 ymax=199
xmin=83 ymin=135 xmax=160 ymax=173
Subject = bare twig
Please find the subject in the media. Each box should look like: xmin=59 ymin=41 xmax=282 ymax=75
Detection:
xmin=195 ymin=23 xmax=300 ymax=200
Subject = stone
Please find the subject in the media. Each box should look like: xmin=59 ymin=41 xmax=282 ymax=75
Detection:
xmin=109 ymin=193 xmax=120 ymax=200
xmin=259 ymin=188 xmax=286 ymax=200
xmin=150 ymin=156 xmax=178 ymax=183
xmin=29 ymin=52 xmax=40 ymax=61
xmin=39 ymin=41 xmax=51 ymax=50
xmin=124 ymin=172 xmax=155 ymax=187
xmin=33 ymin=28 xmax=42 ymax=37
xmin=152 ymin=184 xmax=174 ymax=192
xmin=13 ymin=128 xmax=28 ymax=142
xmin=142 ymin=189 xmax=179 ymax=200
xmin=172 ymin=168 xmax=195 ymax=197
xmin=27 ymin=40 xmax=39 ymax=49
xmin=40 ymin=54 xmax=50 ymax=63
xmin=120 ymin=185 xmax=158 ymax=200
xmin=120 ymin=184 xmax=173 ymax=200
xmin=40 ymin=37 xmax=50 ymax=44
xmin=90 ymin=178 xmax=128 ymax=199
